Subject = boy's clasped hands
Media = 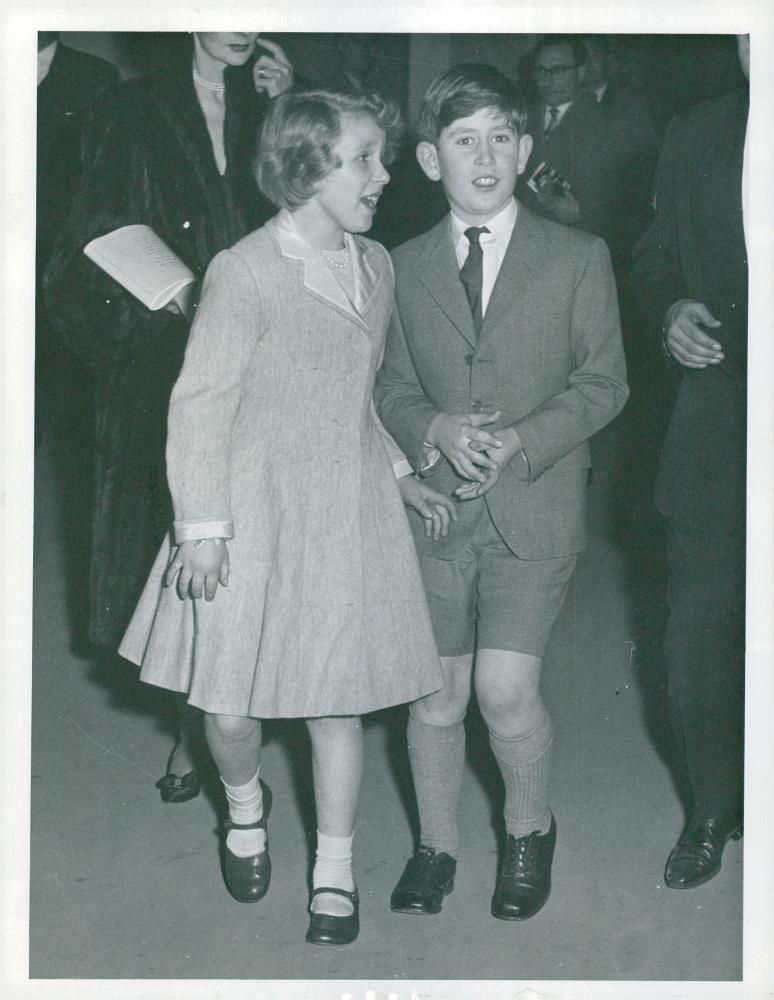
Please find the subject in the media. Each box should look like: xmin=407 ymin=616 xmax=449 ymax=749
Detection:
xmin=427 ymin=407 xmax=524 ymax=501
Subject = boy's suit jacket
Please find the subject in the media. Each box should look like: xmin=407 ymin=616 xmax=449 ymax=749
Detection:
xmin=374 ymin=204 xmax=629 ymax=562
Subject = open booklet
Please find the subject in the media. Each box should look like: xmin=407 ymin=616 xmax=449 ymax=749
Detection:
xmin=83 ymin=224 xmax=197 ymax=316
xmin=527 ymin=161 xmax=571 ymax=198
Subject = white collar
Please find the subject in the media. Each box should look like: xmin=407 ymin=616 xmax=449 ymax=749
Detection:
xmin=544 ymin=99 xmax=573 ymax=116
xmin=37 ymin=40 xmax=58 ymax=85
xmin=450 ymin=197 xmax=518 ymax=250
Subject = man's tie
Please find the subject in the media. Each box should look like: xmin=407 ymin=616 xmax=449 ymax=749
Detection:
xmin=544 ymin=106 xmax=560 ymax=139
xmin=459 ymin=226 xmax=489 ymax=336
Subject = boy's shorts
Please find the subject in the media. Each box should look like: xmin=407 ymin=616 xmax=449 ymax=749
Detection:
xmin=418 ymin=506 xmax=576 ymax=658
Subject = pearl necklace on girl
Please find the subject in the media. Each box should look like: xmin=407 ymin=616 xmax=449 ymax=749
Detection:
xmin=319 ymin=246 xmax=351 ymax=271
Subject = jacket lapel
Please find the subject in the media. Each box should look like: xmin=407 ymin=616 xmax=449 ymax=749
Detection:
xmin=267 ymin=216 xmax=371 ymax=331
xmin=418 ymin=218 xmax=478 ymax=348
xmin=479 ymin=204 xmax=542 ymax=338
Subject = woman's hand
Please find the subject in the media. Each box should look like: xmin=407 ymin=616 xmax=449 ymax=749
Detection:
xmin=398 ymin=476 xmax=458 ymax=541
xmin=164 ymin=539 xmax=230 ymax=601
xmin=253 ymin=39 xmax=294 ymax=98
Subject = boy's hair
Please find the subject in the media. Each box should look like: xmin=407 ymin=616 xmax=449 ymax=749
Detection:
xmin=257 ymin=88 xmax=403 ymax=211
xmin=532 ymin=34 xmax=588 ymax=67
xmin=418 ymin=63 xmax=527 ymax=144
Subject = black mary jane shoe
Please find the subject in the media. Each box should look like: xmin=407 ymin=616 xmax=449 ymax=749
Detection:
xmin=156 ymin=768 xmax=201 ymax=804
xmin=664 ymin=815 xmax=743 ymax=890
xmin=305 ymin=887 xmax=360 ymax=946
xmin=222 ymin=783 xmax=273 ymax=904
xmin=156 ymin=744 xmax=202 ymax=804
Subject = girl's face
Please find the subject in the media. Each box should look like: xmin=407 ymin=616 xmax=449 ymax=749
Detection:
xmin=194 ymin=33 xmax=260 ymax=68
xmin=304 ymin=114 xmax=390 ymax=247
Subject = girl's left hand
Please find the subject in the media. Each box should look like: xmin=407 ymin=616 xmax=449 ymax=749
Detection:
xmin=164 ymin=539 xmax=230 ymax=601
xmin=253 ymin=39 xmax=294 ymax=98
xmin=399 ymin=477 xmax=458 ymax=541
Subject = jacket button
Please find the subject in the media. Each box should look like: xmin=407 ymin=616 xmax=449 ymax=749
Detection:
xmin=464 ymin=353 xmax=473 ymax=366
xmin=182 ymin=221 xmax=191 ymax=229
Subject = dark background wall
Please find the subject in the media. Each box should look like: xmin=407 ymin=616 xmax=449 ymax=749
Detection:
xmin=60 ymin=31 xmax=746 ymax=128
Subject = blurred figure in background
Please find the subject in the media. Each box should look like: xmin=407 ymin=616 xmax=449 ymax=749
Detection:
xmin=520 ymin=34 xmax=658 ymax=286
xmin=44 ymin=32 xmax=294 ymax=803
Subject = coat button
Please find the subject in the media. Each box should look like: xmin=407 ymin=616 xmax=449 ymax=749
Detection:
xmin=182 ymin=221 xmax=191 ymax=229
xmin=471 ymin=400 xmax=483 ymax=413
xmin=464 ymin=353 xmax=473 ymax=366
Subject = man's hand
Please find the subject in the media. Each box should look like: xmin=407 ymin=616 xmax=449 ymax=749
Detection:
xmin=663 ymin=299 xmax=724 ymax=368
xmin=398 ymin=477 xmax=458 ymax=540
xmin=253 ymin=38 xmax=294 ymax=98
xmin=535 ymin=187 xmax=581 ymax=226
xmin=164 ymin=539 xmax=230 ymax=601
xmin=454 ymin=426 xmax=523 ymax=500
xmin=427 ymin=410 xmax=503 ymax=482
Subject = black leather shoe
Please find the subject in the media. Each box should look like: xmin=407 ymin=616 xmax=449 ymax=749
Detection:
xmin=491 ymin=815 xmax=556 ymax=921
xmin=306 ymin=887 xmax=360 ymax=945
xmin=664 ymin=815 xmax=743 ymax=889
xmin=222 ymin=783 xmax=272 ymax=903
xmin=390 ymin=846 xmax=457 ymax=915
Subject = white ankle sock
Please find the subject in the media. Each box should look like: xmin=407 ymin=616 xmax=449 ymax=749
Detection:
xmin=222 ymin=769 xmax=265 ymax=858
xmin=311 ymin=831 xmax=355 ymax=916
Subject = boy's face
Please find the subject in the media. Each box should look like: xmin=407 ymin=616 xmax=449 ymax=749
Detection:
xmin=417 ymin=107 xmax=532 ymax=227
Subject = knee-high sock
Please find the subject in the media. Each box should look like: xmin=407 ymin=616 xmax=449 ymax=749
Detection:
xmin=407 ymin=712 xmax=465 ymax=858
xmin=489 ymin=710 xmax=553 ymax=838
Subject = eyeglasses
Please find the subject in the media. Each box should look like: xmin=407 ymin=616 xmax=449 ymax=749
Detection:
xmin=533 ymin=65 xmax=577 ymax=80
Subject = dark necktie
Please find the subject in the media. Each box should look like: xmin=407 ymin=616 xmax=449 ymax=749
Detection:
xmin=544 ymin=106 xmax=560 ymax=138
xmin=459 ymin=226 xmax=489 ymax=335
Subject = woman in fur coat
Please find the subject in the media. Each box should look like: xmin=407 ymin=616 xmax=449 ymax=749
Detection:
xmin=43 ymin=32 xmax=294 ymax=800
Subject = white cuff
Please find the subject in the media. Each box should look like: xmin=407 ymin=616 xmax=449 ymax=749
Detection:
xmin=173 ymin=518 xmax=234 ymax=544
xmin=393 ymin=458 xmax=414 ymax=480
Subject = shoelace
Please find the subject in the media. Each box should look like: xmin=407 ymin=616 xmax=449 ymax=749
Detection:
xmin=502 ymin=834 xmax=539 ymax=877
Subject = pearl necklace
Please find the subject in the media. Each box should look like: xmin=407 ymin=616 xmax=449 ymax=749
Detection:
xmin=320 ymin=246 xmax=351 ymax=270
xmin=193 ymin=68 xmax=226 ymax=93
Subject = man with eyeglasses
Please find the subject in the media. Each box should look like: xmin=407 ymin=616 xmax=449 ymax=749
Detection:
xmin=519 ymin=34 xmax=657 ymax=288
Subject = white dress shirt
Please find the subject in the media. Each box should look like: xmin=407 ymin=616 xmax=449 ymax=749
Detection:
xmin=450 ymin=196 xmax=519 ymax=317
xmin=543 ymin=100 xmax=572 ymax=133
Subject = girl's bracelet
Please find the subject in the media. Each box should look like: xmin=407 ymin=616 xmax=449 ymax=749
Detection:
xmin=193 ymin=537 xmax=224 ymax=549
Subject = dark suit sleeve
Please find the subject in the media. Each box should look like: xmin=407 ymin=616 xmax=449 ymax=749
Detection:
xmin=630 ymin=117 xmax=690 ymax=331
xmin=512 ymin=238 xmax=629 ymax=478
xmin=374 ymin=295 xmax=443 ymax=473
xmin=43 ymin=87 xmax=175 ymax=365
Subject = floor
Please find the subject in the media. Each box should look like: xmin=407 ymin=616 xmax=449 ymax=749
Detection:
xmin=25 ymin=401 xmax=747 ymax=996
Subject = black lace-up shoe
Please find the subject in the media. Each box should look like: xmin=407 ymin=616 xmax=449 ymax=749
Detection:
xmin=664 ymin=815 xmax=743 ymax=889
xmin=491 ymin=814 xmax=556 ymax=921
xmin=390 ymin=846 xmax=457 ymax=914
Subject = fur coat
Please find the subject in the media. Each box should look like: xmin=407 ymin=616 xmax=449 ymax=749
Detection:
xmin=44 ymin=55 xmax=274 ymax=647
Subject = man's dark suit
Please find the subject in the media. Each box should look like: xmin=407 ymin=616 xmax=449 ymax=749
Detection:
xmin=520 ymin=91 xmax=657 ymax=279
xmin=630 ymin=89 xmax=748 ymax=824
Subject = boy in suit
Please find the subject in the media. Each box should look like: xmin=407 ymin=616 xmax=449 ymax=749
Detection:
xmin=375 ymin=64 xmax=628 ymax=920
